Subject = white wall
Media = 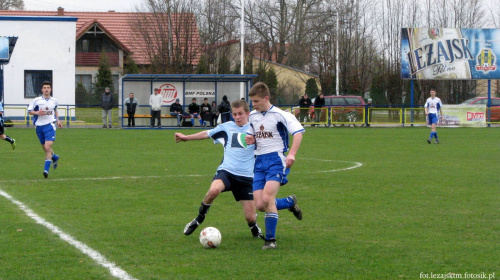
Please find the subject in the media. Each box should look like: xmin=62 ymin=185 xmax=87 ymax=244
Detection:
xmin=0 ymin=16 xmax=76 ymax=107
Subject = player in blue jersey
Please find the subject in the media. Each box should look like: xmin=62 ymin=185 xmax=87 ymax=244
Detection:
xmin=0 ymin=102 xmax=16 ymax=149
xmin=175 ymin=100 xmax=263 ymax=239
xmin=424 ymin=88 xmax=443 ymax=144
xmin=245 ymin=82 xmax=305 ymax=250
xmin=28 ymin=81 xmax=62 ymax=178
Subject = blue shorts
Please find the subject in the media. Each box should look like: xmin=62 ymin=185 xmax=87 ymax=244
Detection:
xmin=428 ymin=113 xmax=438 ymax=125
xmin=36 ymin=123 xmax=56 ymax=144
xmin=253 ymin=152 xmax=289 ymax=191
xmin=213 ymin=170 xmax=253 ymax=201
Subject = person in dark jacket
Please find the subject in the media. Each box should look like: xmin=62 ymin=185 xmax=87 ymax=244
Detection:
xmin=188 ymin=98 xmax=203 ymax=126
xmin=170 ymin=98 xmax=188 ymax=126
xmin=200 ymin=98 xmax=212 ymax=127
xmin=101 ymin=87 xmax=115 ymax=128
xmin=298 ymin=93 xmax=312 ymax=123
xmin=313 ymin=93 xmax=325 ymax=125
xmin=124 ymin=92 xmax=138 ymax=127
xmin=210 ymin=101 xmax=218 ymax=127
xmin=218 ymin=95 xmax=231 ymax=123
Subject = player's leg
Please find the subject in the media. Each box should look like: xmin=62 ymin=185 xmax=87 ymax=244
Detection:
xmin=262 ymin=180 xmax=280 ymax=249
xmin=0 ymin=130 xmax=16 ymax=149
xmin=241 ymin=200 xmax=263 ymax=238
xmin=184 ymin=179 xmax=225 ymax=235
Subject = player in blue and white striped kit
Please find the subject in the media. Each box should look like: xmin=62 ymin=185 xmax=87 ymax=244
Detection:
xmin=245 ymin=82 xmax=305 ymax=250
xmin=28 ymin=81 xmax=62 ymax=178
xmin=424 ymin=88 xmax=443 ymax=144
xmin=0 ymin=102 xmax=16 ymax=149
xmin=175 ymin=100 xmax=263 ymax=239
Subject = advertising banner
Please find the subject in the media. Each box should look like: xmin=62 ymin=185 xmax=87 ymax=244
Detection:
xmin=185 ymin=89 xmax=215 ymax=99
xmin=401 ymin=28 xmax=500 ymax=79
xmin=153 ymin=82 xmax=183 ymax=105
xmin=438 ymin=105 xmax=486 ymax=127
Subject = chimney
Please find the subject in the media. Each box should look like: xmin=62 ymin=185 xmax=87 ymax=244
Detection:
xmin=57 ymin=7 xmax=64 ymax=16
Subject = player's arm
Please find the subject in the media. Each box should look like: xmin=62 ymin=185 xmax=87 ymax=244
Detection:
xmin=175 ymin=131 xmax=209 ymax=142
xmin=54 ymin=108 xmax=62 ymax=128
xmin=286 ymin=132 xmax=303 ymax=168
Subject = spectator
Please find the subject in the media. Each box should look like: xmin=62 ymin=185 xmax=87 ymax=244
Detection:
xmin=298 ymin=93 xmax=312 ymax=123
xmin=200 ymin=98 xmax=212 ymax=127
xmin=101 ymin=87 xmax=114 ymax=128
xmin=188 ymin=98 xmax=203 ymax=126
xmin=150 ymin=88 xmax=163 ymax=128
xmin=210 ymin=101 xmax=218 ymax=127
xmin=313 ymin=93 xmax=325 ymax=126
xmin=124 ymin=93 xmax=138 ymax=127
xmin=218 ymin=95 xmax=231 ymax=123
xmin=170 ymin=98 xmax=188 ymax=127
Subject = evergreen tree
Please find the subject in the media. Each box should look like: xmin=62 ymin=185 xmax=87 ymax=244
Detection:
xmin=95 ymin=52 xmax=114 ymax=94
xmin=305 ymin=78 xmax=319 ymax=99
xmin=196 ymin=55 xmax=209 ymax=74
xmin=124 ymin=57 xmax=139 ymax=74
xmin=265 ymin=67 xmax=278 ymax=104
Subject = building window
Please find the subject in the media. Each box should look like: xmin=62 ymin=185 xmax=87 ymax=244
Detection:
xmin=25 ymin=70 xmax=53 ymax=98
xmin=75 ymin=74 xmax=93 ymax=93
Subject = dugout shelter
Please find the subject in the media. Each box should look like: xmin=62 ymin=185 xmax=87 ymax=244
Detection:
xmin=121 ymin=74 xmax=258 ymax=127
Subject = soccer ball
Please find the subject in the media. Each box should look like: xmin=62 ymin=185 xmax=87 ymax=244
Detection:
xmin=199 ymin=227 xmax=221 ymax=248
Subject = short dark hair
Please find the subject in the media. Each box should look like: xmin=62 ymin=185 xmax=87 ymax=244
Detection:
xmin=204 ymin=98 xmax=208 ymax=101
xmin=192 ymin=98 xmax=197 ymax=101
xmin=42 ymin=81 xmax=52 ymax=87
xmin=231 ymin=100 xmax=250 ymax=113
xmin=430 ymin=88 xmax=437 ymax=92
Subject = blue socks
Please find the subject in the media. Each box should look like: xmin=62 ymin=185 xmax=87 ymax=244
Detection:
xmin=429 ymin=131 xmax=439 ymax=140
xmin=264 ymin=212 xmax=278 ymax=240
xmin=275 ymin=197 xmax=294 ymax=210
xmin=44 ymin=159 xmax=52 ymax=172
xmin=52 ymin=154 xmax=59 ymax=162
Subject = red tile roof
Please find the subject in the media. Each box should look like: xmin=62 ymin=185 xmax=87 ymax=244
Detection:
xmin=0 ymin=10 xmax=201 ymax=65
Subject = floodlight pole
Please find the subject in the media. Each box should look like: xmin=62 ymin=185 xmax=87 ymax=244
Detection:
xmin=240 ymin=0 xmax=246 ymax=100
xmin=336 ymin=12 xmax=340 ymax=96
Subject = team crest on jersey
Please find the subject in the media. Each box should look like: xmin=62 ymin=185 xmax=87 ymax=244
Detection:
xmin=255 ymin=124 xmax=273 ymax=139
xmin=231 ymin=133 xmax=248 ymax=149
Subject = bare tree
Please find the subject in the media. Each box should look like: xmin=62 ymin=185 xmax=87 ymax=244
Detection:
xmin=0 ymin=0 xmax=24 ymax=10
xmin=132 ymin=0 xmax=201 ymax=74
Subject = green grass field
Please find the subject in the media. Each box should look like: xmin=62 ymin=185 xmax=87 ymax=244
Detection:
xmin=0 ymin=127 xmax=498 ymax=280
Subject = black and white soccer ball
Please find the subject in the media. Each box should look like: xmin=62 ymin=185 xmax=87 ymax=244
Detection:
xmin=199 ymin=227 xmax=221 ymax=248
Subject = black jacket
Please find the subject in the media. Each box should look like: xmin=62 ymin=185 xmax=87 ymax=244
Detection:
xmin=201 ymin=103 xmax=212 ymax=115
xmin=170 ymin=103 xmax=184 ymax=113
xmin=101 ymin=92 xmax=115 ymax=110
xmin=299 ymin=96 xmax=312 ymax=108
xmin=314 ymin=96 xmax=325 ymax=108
xmin=188 ymin=103 xmax=200 ymax=114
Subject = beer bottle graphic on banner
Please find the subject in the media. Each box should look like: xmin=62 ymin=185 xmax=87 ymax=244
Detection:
xmin=407 ymin=28 xmax=473 ymax=79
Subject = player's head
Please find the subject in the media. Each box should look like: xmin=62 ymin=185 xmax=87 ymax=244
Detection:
xmin=249 ymin=82 xmax=271 ymax=112
xmin=430 ymin=88 xmax=437 ymax=97
xmin=231 ymin=100 xmax=250 ymax=126
xmin=41 ymin=81 xmax=52 ymax=95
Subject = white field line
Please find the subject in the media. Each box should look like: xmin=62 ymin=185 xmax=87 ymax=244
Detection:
xmin=0 ymin=188 xmax=139 ymax=280
xmin=299 ymin=158 xmax=363 ymax=173
xmin=0 ymin=174 xmax=203 ymax=184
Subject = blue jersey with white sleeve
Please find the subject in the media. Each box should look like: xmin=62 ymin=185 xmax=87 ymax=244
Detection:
xmin=207 ymin=121 xmax=255 ymax=178
xmin=425 ymin=97 xmax=442 ymax=114
xmin=247 ymin=106 xmax=305 ymax=156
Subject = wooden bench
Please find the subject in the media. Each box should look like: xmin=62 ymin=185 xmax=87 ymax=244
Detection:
xmin=123 ymin=114 xmax=191 ymax=126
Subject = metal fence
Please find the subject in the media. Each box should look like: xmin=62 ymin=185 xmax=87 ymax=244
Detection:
xmin=2 ymin=104 xmax=499 ymax=127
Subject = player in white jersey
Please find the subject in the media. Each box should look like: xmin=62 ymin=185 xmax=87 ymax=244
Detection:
xmin=245 ymin=82 xmax=305 ymax=250
xmin=175 ymin=100 xmax=263 ymax=239
xmin=28 ymin=81 xmax=62 ymax=178
xmin=424 ymin=88 xmax=443 ymax=144
xmin=0 ymin=102 xmax=16 ymax=149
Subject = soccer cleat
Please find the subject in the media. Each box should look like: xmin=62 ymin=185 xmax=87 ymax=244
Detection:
xmin=435 ymin=140 xmax=439 ymax=144
xmin=11 ymin=139 xmax=16 ymax=150
xmin=250 ymin=224 xmax=265 ymax=239
xmin=53 ymin=157 xmax=59 ymax=170
xmin=184 ymin=219 xmax=200 ymax=236
xmin=288 ymin=195 xmax=303 ymax=220
xmin=261 ymin=239 xmax=277 ymax=250
xmin=427 ymin=139 xmax=431 ymax=144
xmin=43 ymin=170 xmax=49 ymax=178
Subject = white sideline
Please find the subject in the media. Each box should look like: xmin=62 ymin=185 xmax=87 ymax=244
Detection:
xmin=0 ymin=174 xmax=203 ymax=183
xmin=0 ymin=188 xmax=139 ymax=280
xmin=299 ymin=158 xmax=363 ymax=173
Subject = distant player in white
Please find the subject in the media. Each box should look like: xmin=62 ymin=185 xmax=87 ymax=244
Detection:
xmin=28 ymin=81 xmax=62 ymax=178
xmin=424 ymin=88 xmax=443 ymax=144
xmin=245 ymin=82 xmax=304 ymax=250
xmin=175 ymin=100 xmax=263 ymax=239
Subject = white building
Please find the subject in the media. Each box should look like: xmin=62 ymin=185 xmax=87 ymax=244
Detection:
xmin=0 ymin=16 xmax=76 ymax=111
